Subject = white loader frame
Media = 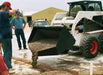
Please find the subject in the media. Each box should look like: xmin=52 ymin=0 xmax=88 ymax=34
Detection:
xmin=52 ymin=11 xmax=103 ymax=46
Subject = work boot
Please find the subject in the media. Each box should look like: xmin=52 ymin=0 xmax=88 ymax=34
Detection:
xmin=24 ymin=47 xmax=27 ymax=50
xmin=19 ymin=47 xmax=22 ymax=50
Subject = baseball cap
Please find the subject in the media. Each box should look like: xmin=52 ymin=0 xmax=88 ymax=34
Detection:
xmin=16 ymin=12 xmax=20 ymax=15
xmin=3 ymin=1 xmax=12 ymax=10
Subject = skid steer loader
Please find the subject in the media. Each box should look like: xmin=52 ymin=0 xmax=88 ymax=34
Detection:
xmin=28 ymin=1 xmax=103 ymax=67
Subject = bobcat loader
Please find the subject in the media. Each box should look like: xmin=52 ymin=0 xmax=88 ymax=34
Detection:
xmin=28 ymin=1 xmax=103 ymax=67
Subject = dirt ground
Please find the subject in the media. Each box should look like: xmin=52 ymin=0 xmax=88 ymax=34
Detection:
xmin=10 ymin=59 xmax=73 ymax=75
xmin=10 ymin=57 xmax=103 ymax=75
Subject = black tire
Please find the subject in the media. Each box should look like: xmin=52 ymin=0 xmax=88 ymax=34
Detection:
xmin=98 ymin=34 xmax=103 ymax=53
xmin=80 ymin=36 xmax=99 ymax=58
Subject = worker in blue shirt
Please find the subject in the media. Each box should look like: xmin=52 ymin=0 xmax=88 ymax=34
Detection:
xmin=11 ymin=12 xmax=27 ymax=50
xmin=0 ymin=1 xmax=19 ymax=70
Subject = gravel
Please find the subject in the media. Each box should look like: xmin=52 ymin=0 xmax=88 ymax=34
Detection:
xmin=29 ymin=39 xmax=57 ymax=51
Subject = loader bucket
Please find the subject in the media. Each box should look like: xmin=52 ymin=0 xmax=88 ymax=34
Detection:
xmin=28 ymin=25 xmax=75 ymax=56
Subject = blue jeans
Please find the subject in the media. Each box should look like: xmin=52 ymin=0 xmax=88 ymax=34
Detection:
xmin=2 ymin=39 xmax=12 ymax=69
xmin=15 ymin=29 xmax=26 ymax=49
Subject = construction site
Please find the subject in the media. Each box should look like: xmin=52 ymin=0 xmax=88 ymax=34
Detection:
xmin=10 ymin=1 xmax=103 ymax=75
xmin=1 ymin=0 xmax=103 ymax=75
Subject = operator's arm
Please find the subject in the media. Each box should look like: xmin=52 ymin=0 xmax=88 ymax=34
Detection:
xmin=76 ymin=25 xmax=84 ymax=33
xmin=75 ymin=26 xmax=79 ymax=30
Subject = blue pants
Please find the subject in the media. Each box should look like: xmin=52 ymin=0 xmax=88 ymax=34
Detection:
xmin=2 ymin=39 xmax=12 ymax=69
xmin=15 ymin=29 xmax=26 ymax=49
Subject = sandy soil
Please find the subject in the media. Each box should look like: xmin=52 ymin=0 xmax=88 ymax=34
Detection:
xmin=29 ymin=39 xmax=57 ymax=51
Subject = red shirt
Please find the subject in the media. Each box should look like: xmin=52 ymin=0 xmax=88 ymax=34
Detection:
xmin=0 ymin=54 xmax=9 ymax=75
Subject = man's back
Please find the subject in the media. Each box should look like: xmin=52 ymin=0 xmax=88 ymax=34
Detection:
xmin=0 ymin=11 xmax=12 ymax=39
xmin=0 ymin=11 xmax=10 ymax=27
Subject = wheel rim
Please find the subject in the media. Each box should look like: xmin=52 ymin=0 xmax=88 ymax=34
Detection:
xmin=90 ymin=41 xmax=97 ymax=54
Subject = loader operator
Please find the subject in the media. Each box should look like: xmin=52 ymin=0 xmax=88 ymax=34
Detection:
xmin=75 ymin=6 xmax=94 ymax=33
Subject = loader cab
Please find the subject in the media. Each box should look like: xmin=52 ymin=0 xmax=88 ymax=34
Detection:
xmin=83 ymin=15 xmax=103 ymax=32
xmin=68 ymin=1 xmax=103 ymax=33
xmin=67 ymin=1 xmax=102 ymax=17
xmin=75 ymin=15 xmax=103 ymax=33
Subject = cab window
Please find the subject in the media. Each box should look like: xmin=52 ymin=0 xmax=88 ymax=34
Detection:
xmin=88 ymin=3 xmax=101 ymax=11
xmin=71 ymin=5 xmax=82 ymax=17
